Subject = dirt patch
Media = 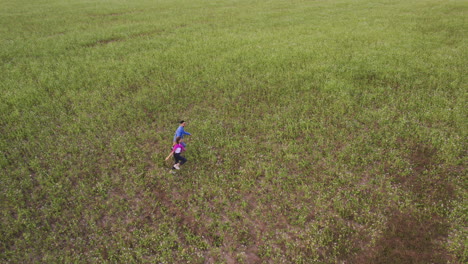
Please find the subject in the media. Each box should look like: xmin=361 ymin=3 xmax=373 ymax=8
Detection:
xmin=85 ymin=37 xmax=125 ymax=47
xmin=350 ymin=142 xmax=456 ymax=263
xmin=88 ymin=10 xmax=143 ymax=17
xmin=352 ymin=209 xmax=453 ymax=264
xmin=394 ymin=142 xmax=456 ymax=204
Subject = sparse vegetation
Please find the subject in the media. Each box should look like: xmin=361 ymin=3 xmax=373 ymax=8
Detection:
xmin=1 ymin=0 xmax=466 ymax=263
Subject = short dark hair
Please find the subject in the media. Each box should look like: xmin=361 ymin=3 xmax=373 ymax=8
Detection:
xmin=179 ymin=120 xmax=185 ymax=124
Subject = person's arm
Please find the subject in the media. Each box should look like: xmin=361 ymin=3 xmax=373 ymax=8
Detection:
xmin=181 ymin=127 xmax=191 ymax=136
xmin=165 ymin=149 xmax=175 ymax=160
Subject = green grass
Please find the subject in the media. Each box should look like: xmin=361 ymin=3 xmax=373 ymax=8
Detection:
xmin=1 ymin=0 xmax=466 ymax=263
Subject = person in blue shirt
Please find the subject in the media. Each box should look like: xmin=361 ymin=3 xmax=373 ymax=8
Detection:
xmin=173 ymin=120 xmax=191 ymax=148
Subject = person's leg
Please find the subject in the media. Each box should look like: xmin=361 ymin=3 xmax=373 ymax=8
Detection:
xmin=179 ymin=155 xmax=187 ymax=166
xmin=174 ymin=154 xmax=181 ymax=169
xmin=173 ymin=154 xmax=179 ymax=169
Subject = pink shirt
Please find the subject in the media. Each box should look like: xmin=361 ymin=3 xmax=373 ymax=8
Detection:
xmin=173 ymin=144 xmax=185 ymax=154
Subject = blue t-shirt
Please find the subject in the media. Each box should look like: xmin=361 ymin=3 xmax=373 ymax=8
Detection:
xmin=173 ymin=126 xmax=191 ymax=142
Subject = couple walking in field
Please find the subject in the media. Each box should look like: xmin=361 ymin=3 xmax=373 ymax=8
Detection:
xmin=165 ymin=120 xmax=191 ymax=171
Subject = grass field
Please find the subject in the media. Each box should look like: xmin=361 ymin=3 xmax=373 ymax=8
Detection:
xmin=1 ymin=0 xmax=466 ymax=263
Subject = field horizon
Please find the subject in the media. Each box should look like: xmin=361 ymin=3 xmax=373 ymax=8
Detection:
xmin=1 ymin=0 xmax=466 ymax=263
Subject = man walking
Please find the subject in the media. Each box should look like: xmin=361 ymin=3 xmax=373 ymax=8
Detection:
xmin=173 ymin=120 xmax=191 ymax=148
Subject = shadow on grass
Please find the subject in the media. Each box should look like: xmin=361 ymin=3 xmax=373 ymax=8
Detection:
xmin=351 ymin=142 xmax=456 ymax=263
xmin=357 ymin=210 xmax=452 ymax=264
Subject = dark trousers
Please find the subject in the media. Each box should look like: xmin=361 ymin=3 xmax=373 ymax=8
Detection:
xmin=174 ymin=153 xmax=187 ymax=165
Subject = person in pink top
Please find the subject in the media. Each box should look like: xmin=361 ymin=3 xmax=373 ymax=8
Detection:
xmin=166 ymin=137 xmax=187 ymax=170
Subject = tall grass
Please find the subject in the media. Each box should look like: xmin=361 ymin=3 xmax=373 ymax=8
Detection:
xmin=1 ymin=0 xmax=466 ymax=262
